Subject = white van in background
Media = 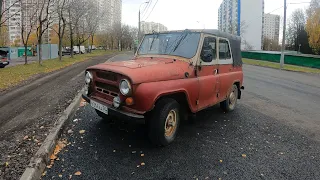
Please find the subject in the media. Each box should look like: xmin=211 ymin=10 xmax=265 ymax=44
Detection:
xmin=73 ymin=46 xmax=86 ymax=54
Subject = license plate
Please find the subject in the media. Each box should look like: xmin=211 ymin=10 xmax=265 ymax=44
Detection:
xmin=91 ymin=100 xmax=108 ymax=115
xmin=2 ymin=62 xmax=8 ymax=64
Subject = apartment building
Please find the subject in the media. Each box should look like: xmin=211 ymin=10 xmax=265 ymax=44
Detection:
xmin=263 ymin=14 xmax=280 ymax=42
xmin=96 ymin=0 xmax=122 ymax=32
xmin=218 ymin=0 xmax=265 ymax=50
xmin=140 ymin=21 xmax=168 ymax=34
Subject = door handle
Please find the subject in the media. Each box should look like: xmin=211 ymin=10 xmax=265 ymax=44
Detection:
xmin=214 ymin=69 xmax=218 ymax=75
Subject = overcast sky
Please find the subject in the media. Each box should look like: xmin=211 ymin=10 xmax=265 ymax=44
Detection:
xmin=122 ymin=0 xmax=311 ymax=30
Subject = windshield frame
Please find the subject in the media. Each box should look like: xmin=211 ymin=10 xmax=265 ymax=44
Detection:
xmin=136 ymin=32 xmax=201 ymax=59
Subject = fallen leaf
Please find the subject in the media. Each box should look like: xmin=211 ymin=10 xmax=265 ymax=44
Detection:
xmin=79 ymin=130 xmax=85 ymax=134
xmin=74 ymin=171 xmax=81 ymax=176
xmin=73 ymin=119 xmax=79 ymax=122
xmin=137 ymin=165 xmax=140 ymax=168
xmin=141 ymin=162 xmax=145 ymax=166
xmin=219 ymin=160 xmax=223 ymax=163
xmin=242 ymin=154 xmax=247 ymax=158
xmin=58 ymin=174 xmax=62 ymax=178
xmin=205 ymin=177 xmax=209 ymax=179
xmin=23 ymin=135 xmax=29 ymax=140
xmin=113 ymin=150 xmax=116 ymax=153
xmin=40 ymin=126 xmax=44 ymax=129
xmin=132 ymin=151 xmax=136 ymax=154
xmin=131 ymin=172 xmax=135 ymax=175
xmin=69 ymin=175 xmax=72 ymax=179
xmin=5 ymin=162 xmax=9 ymax=167
xmin=50 ymin=154 xmax=57 ymax=160
xmin=42 ymin=171 xmax=47 ymax=176
xmin=141 ymin=154 xmax=145 ymax=157
xmin=46 ymin=165 xmax=52 ymax=169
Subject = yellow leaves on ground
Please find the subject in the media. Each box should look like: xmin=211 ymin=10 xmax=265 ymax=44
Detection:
xmin=74 ymin=171 xmax=82 ymax=176
xmin=242 ymin=154 xmax=247 ymax=158
xmin=0 ymin=50 xmax=116 ymax=91
xmin=79 ymin=98 xmax=87 ymax=107
xmin=242 ymin=59 xmax=320 ymax=74
xmin=79 ymin=130 xmax=86 ymax=134
xmin=47 ymin=139 xmax=68 ymax=169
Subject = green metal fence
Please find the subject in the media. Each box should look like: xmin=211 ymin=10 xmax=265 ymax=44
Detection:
xmin=242 ymin=51 xmax=320 ymax=69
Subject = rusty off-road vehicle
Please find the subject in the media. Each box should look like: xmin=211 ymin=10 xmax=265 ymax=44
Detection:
xmin=82 ymin=29 xmax=244 ymax=146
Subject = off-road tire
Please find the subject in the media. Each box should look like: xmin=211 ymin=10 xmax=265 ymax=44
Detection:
xmin=220 ymin=84 xmax=238 ymax=112
xmin=148 ymin=98 xmax=180 ymax=146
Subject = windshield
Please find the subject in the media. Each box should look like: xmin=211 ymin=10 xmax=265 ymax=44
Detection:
xmin=138 ymin=32 xmax=200 ymax=59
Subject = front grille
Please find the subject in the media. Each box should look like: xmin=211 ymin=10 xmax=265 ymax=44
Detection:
xmin=95 ymin=81 xmax=119 ymax=97
xmin=96 ymin=71 xmax=117 ymax=82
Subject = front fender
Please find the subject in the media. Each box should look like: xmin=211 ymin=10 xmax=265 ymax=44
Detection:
xmin=131 ymin=78 xmax=199 ymax=113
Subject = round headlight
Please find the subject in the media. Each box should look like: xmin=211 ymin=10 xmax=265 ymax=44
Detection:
xmin=85 ymin=71 xmax=92 ymax=84
xmin=119 ymin=79 xmax=132 ymax=96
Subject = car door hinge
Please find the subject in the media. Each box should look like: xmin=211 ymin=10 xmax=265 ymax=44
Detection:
xmin=196 ymin=100 xmax=199 ymax=105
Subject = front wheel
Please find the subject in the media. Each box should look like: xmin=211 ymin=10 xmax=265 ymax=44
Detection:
xmin=148 ymin=98 xmax=180 ymax=146
xmin=220 ymin=84 xmax=238 ymax=112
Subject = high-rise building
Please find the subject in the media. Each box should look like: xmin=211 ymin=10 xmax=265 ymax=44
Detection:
xmin=2 ymin=0 xmax=49 ymax=45
xmin=263 ymin=14 xmax=280 ymax=42
xmin=218 ymin=0 xmax=264 ymax=50
xmin=96 ymin=0 xmax=122 ymax=32
xmin=3 ymin=0 xmax=22 ymax=45
xmin=140 ymin=21 xmax=168 ymax=34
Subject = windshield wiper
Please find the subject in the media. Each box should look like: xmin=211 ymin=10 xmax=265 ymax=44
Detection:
xmin=149 ymin=33 xmax=159 ymax=51
xmin=172 ymin=31 xmax=190 ymax=52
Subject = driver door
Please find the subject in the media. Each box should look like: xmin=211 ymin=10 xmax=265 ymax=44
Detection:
xmin=196 ymin=35 xmax=220 ymax=111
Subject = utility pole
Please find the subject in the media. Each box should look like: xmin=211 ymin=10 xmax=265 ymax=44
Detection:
xmin=138 ymin=9 xmax=141 ymax=43
xmin=280 ymin=0 xmax=287 ymax=69
xmin=138 ymin=1 xmax=149 ymax=44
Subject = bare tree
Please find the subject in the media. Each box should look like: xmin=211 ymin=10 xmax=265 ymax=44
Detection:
xmin=0 ymin=0 xmax=21 ymax=28
xmin=51 ymin=0 xmax=67 ymax=61
xmin=286 ymin=9 xmax=308 ymax=51
xmin=36 ymin=0 xmax=54 ymax=65
xmin=85 ymin=0 xmax=100 ymax=53
xmin=67 ymin=0 xmax=88 ymax=57
xmin=20 ymin=0 xmax=38 ymax=64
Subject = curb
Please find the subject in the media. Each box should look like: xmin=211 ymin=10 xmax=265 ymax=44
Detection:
xmin=20 ymin=88 xmax=84 ymax=180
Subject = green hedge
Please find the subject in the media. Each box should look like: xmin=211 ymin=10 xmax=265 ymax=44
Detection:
xmin=242 ymin=51 xmax=320 ymax=69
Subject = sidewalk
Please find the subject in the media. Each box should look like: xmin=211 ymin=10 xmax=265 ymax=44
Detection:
xmin=8 ymin=56 xmax=39 ymax=67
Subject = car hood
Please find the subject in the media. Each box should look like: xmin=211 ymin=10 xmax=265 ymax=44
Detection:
xmin=87 ymin=57 xmax=191 ymax=84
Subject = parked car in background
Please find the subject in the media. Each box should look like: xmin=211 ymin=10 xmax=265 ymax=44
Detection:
xmin=82 ymin=29 xmax=244 ymax=146
xmin=0 ymin=50 xmax=9 ymax=68
xmin=73 ymin=46 xmax=86 ymax=54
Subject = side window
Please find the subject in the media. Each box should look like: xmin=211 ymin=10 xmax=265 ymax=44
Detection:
xmin=219 ymin=39 xmax=231 ymax=60
xmin=200 ymin=37 xmax=216 ymax=63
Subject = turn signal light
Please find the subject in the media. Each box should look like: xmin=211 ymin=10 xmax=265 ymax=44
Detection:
xmin=125 ymin=97 xmax=134 ymax=105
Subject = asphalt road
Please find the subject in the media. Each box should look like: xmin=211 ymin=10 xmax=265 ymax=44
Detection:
xmin=0 ymin=52 xmax=117 ymax=180
xmin=43 ymin=56 xmax=320 ymax=180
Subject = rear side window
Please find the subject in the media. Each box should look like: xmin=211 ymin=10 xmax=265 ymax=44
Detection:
xmin=219 ymin=39 xmax=231 ymax=60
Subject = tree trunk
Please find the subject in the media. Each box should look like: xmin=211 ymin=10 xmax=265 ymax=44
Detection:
xmin=38 ymin=37 xmax=42 ymax=65
xmin=24 ymin=45 xmax=28 ymax=64
xmin=69 ymin=10 xmax=74 ymax=58
xmin=59 ymin=36 xmax=63 ymax=61
xmin=90 ymin=34 xmax=94 ymax=53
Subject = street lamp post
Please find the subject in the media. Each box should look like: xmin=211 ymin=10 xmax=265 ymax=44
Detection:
xmin=298 ymin=44 xmax=301 ymax=54
xmin=138 ymin=1 xmax=149 ymax=44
